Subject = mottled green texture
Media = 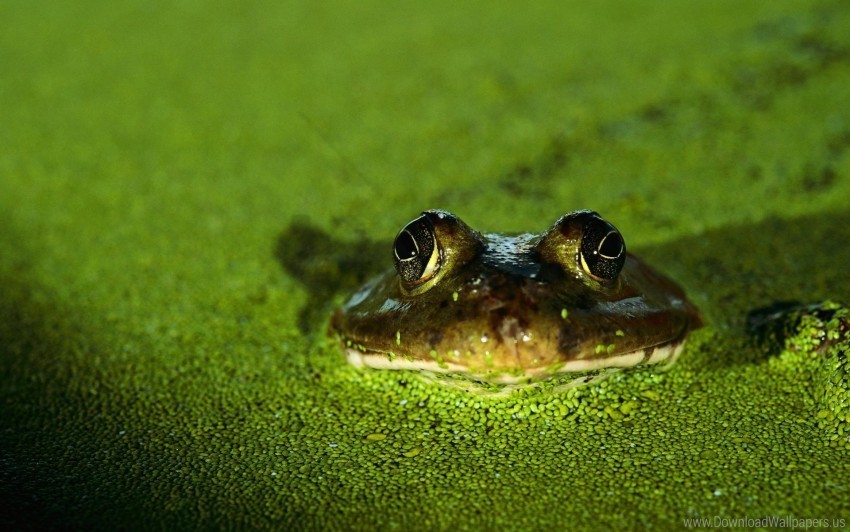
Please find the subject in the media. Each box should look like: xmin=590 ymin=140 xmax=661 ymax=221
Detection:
xmin=2 ymin=0 xmax=850 ymax=529
xmin=764 ymin=303 xmax=850 ymax=448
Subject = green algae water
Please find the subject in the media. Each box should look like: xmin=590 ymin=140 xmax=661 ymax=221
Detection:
xmin=2 ymin=0 xmax=850 ymax=528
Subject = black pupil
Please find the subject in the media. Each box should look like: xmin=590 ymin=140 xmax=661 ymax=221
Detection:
xmin=598 ymin=232 xmax=623 ymax=258
xmin=580 ymin=216 xmax=626 ymax=281
xmin=393 ymin=215 xmax=438 ymax=284
xmin=395 ymin=231 xmax=418 ymax=260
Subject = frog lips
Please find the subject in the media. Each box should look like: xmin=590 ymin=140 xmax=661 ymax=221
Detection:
xmin=330 ymin=269 xmax=696 ymax=385
xmin=341 ymin=334 xmax=687 ymax=385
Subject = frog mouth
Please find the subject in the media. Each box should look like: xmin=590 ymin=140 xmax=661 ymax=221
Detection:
xmin=342 ymin=336 xmax=687 ymax=387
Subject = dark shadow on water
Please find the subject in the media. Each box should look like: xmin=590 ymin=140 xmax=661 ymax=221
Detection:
xmin=638 ymin=209 xmax=850 ymax=368
xmin=744 ymin=300 xmax=845 ymax=357
xmin=638 ymin=210 xmax=850 ymax=327
xmin=277 ymin=209 xmax=850 ymax=365
xmin=274 ymin=219 xmax=386 ymax=333
xmin=0 ymin=253 xmax=98 ymax=529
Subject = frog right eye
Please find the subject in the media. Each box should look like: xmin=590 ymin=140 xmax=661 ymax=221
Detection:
xmin=579 ymin=216 xmax=626 ymax=281
xmin=393 ymin=215 xmax=441 ymax=284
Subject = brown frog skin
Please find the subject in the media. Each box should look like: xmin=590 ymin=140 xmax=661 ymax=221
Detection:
xmin=330 ymin=209 xmax=701 ymax=385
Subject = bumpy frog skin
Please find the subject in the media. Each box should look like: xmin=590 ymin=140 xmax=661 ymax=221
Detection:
xmin=330 ymin=210 xmax=701 ymax=386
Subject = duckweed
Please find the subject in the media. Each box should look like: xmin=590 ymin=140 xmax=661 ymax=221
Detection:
xmin=3 ymin=0 xmax=850 ymax=529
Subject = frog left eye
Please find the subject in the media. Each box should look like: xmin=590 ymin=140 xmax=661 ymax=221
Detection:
xmin=393 ymin=215 xmax=441 ymax=284
xmin=579 ymin=217 xmax=626 ymax=281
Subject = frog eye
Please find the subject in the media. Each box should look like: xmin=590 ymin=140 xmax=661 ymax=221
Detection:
xmin=579 ymin=217 xmax=626 ymax=281
xmin=393 ymin=214 xmax=441 ymax=284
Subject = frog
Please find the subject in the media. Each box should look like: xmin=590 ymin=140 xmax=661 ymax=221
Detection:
xmin=330 ymin=209 xmax=702 ymax=387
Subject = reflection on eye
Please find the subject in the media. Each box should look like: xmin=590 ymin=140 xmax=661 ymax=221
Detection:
xmin=580 ymin=216 xmax=626 ymax=281
xmin=393 ymin=215 xmax=440 ymax=284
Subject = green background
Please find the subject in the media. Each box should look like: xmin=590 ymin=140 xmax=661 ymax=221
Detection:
xmin=2 ymin=0 xmax=849 ymax=529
